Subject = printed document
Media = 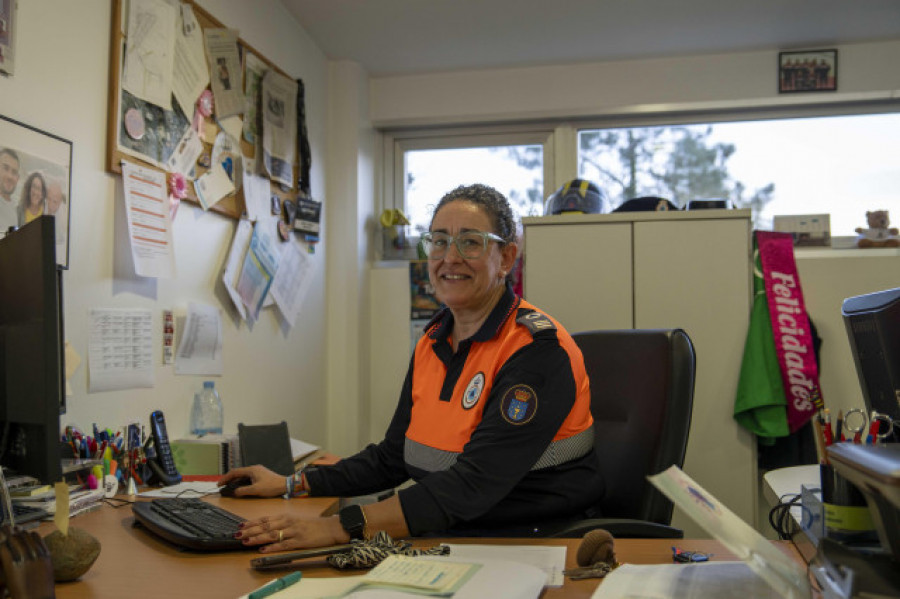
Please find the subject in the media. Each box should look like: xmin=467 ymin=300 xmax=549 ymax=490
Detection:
xmin=237 ymin=222 xmax=280 ymax=321
xmin=242 ymin=52 xmax=268 ymax=144
xmin=240 ymin=555 xmax=545 ymax=599
xmin=204 ymin=28 xmax=244 ymax=118
xmin=261 ymin=70 xmax=297 ymax=187
xmin=121 ymin=161 xmax=176 ymax=278
xmin=171 ymin=4 xmax=209 ymax=120
xmin=175 ymin=302 xmax=224 ymax=375
xmin=122 ymin=0 xmax=177 ymax=110
xmin=223 ymin=219 xmax=253 ymax=321
xmin=88 ymin=308 xmax=154 ymax=392
xmin=271 ymin=238 xmax=316 ymax=328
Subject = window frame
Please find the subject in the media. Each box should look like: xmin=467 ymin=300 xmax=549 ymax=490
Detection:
xmin=381 ymin=126 xmax=557 ymax=220
xmin=379 ymin=97 xmax=900 ymax=245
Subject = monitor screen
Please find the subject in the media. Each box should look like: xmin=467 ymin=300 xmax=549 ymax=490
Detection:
xmin=0 ymin=217 xmax=65 ymax=484
xmin=842 ymin=287 xmax=900 ymax=443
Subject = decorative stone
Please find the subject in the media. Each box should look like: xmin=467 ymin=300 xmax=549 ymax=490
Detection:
xmin=43 ymin=527 xmax=101 ymax=582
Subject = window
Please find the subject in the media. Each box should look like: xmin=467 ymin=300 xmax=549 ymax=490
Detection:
xmin=577 ymin=112 xmax=900 ymax=236
xmin=386 ymin=131 xmax=553 ymax=236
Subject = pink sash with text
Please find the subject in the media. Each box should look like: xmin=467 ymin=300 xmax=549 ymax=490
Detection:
xmin=756 ymin=231 xmax=823 ymax=432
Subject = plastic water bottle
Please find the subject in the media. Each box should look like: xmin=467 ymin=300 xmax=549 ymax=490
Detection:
xmin=190 ymin=381 xmax=223 ymax=436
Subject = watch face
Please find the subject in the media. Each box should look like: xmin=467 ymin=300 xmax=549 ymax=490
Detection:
xmin=339 ymin=505 xmax=367 ymax=540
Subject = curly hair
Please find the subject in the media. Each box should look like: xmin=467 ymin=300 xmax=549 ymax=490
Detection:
xmin=430 ymin=183 xmax=517 ymax=244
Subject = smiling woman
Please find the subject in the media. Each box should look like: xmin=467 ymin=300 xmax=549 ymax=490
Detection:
xmin=218 ymin=183 xmax=606 ymax=546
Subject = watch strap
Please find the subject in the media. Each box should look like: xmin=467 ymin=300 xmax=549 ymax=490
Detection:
xmin=338 ymin=504 xmax=368 ymax=541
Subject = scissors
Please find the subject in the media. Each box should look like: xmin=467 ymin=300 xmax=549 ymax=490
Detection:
xmin=842 ymin=408 xmax=894 ymax=444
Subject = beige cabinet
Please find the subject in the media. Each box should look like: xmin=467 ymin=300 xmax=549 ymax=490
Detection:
xmin=523 ymin=210 xmax=756 ymax=537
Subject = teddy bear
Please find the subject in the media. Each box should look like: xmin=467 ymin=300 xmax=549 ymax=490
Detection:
xmin=855 ymin=210 xmax=900 ymax=248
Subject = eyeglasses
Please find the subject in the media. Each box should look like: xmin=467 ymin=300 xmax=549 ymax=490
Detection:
xmin=421 ymin=231 xmax=505 ymax=260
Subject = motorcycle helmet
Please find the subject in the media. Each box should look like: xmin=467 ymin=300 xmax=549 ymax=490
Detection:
xmin=544 ymin=179 xmax=604 ymax=215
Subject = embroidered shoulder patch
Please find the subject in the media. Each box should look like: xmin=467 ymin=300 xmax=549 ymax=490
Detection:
xmin=499 ymin=384 xmax=538 ymax=425
xmin=516 ymin=308 xmax=556 ymax=335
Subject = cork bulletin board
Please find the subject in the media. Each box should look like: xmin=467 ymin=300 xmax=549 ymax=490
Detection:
xmin=106 ymin=0 xmax=301 ymax=220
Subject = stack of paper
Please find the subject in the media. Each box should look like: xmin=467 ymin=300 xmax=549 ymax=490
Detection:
xmin=241 ymin=554 xmax=546 ymax=599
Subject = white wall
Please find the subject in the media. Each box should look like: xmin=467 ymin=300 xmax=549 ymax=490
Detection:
xmin=369 ymin=40 xmax=900 ymax=127
xmin=0 ymin=1 xmax=331 ymax=446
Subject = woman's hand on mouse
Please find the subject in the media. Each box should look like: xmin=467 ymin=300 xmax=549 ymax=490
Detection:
xmin=218 ymin=465 xmax=285 ymax=497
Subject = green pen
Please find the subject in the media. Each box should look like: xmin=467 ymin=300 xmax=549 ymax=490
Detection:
xmin=248 ymin=571 xmax=303 ymax=599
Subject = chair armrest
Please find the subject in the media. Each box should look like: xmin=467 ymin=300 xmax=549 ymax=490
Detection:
xmin=549 ymin=518 xmax=684 ymax=539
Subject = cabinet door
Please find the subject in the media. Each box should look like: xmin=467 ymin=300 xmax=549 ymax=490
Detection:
xmin=634 ymin=218 xmax=755 ymax=535
xmin=524 ymin=223 xmax=633 ymax=332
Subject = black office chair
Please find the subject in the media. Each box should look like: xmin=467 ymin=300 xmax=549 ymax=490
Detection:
xmin=551 ymin=328 xmax=696 ymax=539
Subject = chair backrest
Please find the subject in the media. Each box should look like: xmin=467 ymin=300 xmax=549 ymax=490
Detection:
xmin=572 ymin=328 xmax=696 ymax=526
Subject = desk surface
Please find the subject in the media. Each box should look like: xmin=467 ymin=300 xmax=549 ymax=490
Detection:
xmin=42 ymin=495 xmax=803 ymax=599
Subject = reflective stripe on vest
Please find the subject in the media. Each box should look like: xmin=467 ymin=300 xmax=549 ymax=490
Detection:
xmin=405 ymin=425 xmax=594 ymax=473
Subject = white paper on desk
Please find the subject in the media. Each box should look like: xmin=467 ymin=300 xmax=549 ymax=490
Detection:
xmin=240 ymin=557 xmax=544 ymax=599
xmin=171 ymin=4 xmax=209 ymax=119
xmin=592 ymin=562 xmax=779 ymax=599
xmin=122 ymin=0 xmax=177 ymax=110
xmin=290 ymin=438 xmax=320 ymax=462
xmin=441 ymin=544 xmax=565 ymax=587
xmin=649 ymin=466 xmax=810 ymax=599
xmin=122 ymin=160 xmax=176 ymax=278
xmin=139 ymin=481 xmax=219 ymax=498
xmin=175 ymin=302 xmax=224 ymax=375
xmin=271 ymin=238 xmax=316 ymax=328
xmin=237 ymin=223 xmax=280 ymax=321
xmin=88 ymin=308 xmax=154 ymax=392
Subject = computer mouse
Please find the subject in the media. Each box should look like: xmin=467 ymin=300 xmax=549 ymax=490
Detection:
xmin=219 ymin=477 xmax=252 ymax=497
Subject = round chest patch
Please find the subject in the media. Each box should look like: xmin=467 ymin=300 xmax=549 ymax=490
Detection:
xmin=500 ymin=384 xmax=538 ymax=425
xmin=461 ymin=372 xmax=485 ymax=410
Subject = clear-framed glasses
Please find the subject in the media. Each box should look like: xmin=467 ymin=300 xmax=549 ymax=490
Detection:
xmin=421 ymin=230 xmax=505 ymax=260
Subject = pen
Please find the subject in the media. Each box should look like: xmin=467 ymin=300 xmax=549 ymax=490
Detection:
xmin=823 ymin=408 xmax=833 ymax=446
xmin=248 ymin=572 xmax=303 ymax=599
xmin=835 ymin=410 xmax=843 ymax=442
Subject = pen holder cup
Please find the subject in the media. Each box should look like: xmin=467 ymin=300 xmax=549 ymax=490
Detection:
xmin=820 ymin=463 xmax=877 ymax=543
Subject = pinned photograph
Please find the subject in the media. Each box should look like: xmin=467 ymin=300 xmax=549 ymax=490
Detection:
xmin=0 ymin=115 xmax=73 ymax=268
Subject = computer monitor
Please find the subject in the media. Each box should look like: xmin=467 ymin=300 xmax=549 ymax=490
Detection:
xmin=0 ymin=217 xmax=65 ymax=484
xmin=842 ymin=287 xmax=900 ymax=443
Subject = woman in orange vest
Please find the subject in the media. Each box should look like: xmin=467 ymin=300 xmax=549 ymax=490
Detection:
xmin=224 ymin=184 xmax=604 ymax=550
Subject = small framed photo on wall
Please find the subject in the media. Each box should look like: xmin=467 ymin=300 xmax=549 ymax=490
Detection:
xmin=779 ymin=49 xmax=837 ymax=93
xmin=0 ymin=115 xmax=73 ymax=268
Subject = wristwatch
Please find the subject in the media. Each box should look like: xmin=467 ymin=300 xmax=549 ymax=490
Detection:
xmin=338 ymin=504 xmax=368 ymax=541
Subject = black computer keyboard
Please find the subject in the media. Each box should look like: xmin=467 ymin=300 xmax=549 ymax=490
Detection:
xmin=132 ymin=498 xmax=247 ymax=551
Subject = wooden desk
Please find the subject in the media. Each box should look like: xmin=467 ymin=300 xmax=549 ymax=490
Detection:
xmin=42 ymin=495 xmax=803 ymax=599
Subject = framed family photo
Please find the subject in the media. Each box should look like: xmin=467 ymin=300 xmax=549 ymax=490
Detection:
xmin=0 ymin=115 xmax=73 ymax=268
xmin=779 ymin=49 xmax=837 ymax=93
